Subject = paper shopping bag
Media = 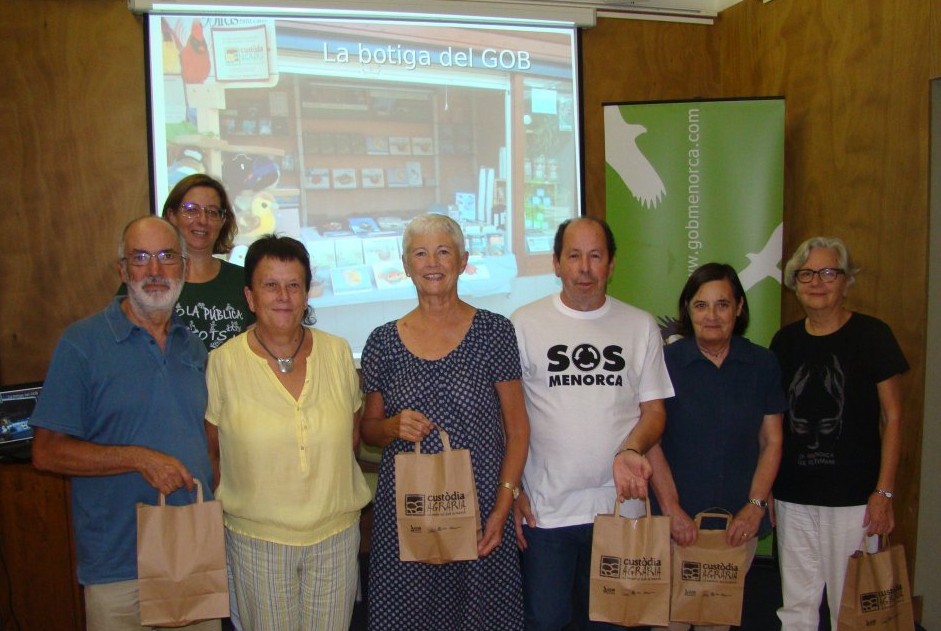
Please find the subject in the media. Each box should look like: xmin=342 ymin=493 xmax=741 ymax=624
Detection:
xmin=589 ymin=497 xmax=671 ymax=627
xmin=837 ymin=537 xmax=915 ymax=631
xmin=670 ymin=511 xmax=748 ymax=626
xmin=137 ymin=480 xmax=228 ymax=627
xmin=394 ymin=427 xmax=480 ymax=563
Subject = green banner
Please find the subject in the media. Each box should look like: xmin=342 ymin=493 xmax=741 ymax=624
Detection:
xmin=604 ymin=99 xmax=784 ymax=347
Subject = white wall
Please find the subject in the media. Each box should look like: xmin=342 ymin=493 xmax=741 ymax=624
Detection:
xmin=915 ymin=78 xmax=941 ymax=629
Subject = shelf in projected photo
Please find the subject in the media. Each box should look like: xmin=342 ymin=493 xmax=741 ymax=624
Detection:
xmin=311 ymin=254 xmax=516 ymax=308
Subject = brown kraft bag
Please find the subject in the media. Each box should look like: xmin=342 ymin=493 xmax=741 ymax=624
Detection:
xmin=394 ymin=426 xmax=480 ymax=563
xmin=837 ymin=536 xmax=915 ymax=631
xmin=589 ymin=497 xmax=671 ymax=627
xmin=136 ymin=480 xmax=228 ymax=627
xmin=670 ymin=511 xmax=748 ymax=626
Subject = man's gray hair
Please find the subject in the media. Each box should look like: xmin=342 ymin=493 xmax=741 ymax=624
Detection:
xmin=117 ymin=216 xmax=188 ymax=262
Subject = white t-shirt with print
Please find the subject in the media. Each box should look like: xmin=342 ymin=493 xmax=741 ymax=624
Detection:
xmin=512 ymin=293 xmax=674 ymax=527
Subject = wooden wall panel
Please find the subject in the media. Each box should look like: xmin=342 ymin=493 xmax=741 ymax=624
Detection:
xmin=0 ymin=1 xmax=149 ymax=626
xmin=718 ymin=0 xmax=931 ymax=572
xmin=0 ymin=0 xmax=150 ymax=385
xmin=934 ymin=2 xmax=941 ymax=81
xmin=580 ymin=18 xmax=719 ymax=219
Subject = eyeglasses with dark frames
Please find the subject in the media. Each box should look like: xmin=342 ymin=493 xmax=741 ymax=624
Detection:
xmin=794 ymin=267 xmax=845 ymax=284
xmin=122 ymin=249 xmax=184 ymax=267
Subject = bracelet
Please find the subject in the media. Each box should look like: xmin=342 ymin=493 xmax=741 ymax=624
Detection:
xmin=748 ymin=498 xmax=769 ymax=510
xmin=498 ymin=481 xmax=520 ymax=500
xmin=615 ymin=446 xmax=643 ymax=458
xmin=874 ymin=488 xmax=894 ymax=499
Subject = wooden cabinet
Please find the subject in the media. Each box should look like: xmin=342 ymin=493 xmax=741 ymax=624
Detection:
xmin=0 ymin=463 xmax=83 ymax=630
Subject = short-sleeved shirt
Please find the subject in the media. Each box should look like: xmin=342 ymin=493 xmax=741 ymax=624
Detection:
xmin=771 ymin=312 xmax=908 ymax=506
xmin=30 ymin=297 xmax=212 ymax=585
xmin=655 ymin=335 xmax=786 ymax=536
xmin=206 ymin=327 xmax=371 ymax=545
xmin=512 ymin=294 xmax=675 ymax=527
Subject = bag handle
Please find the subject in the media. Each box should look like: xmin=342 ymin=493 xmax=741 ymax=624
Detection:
xmin=414 ymin=425 xmax=452 ymax=455
xmin=694 ymin=509 xmax=733 ymax=530
xmin=156 ymin=479 xmax=204 ymax=507
xmin=613 ymin=495 xmax=653 ymax=519
xmin=855 ymin=533 xmax=887 ymax=556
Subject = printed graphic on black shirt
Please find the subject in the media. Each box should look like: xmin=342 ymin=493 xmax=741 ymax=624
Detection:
xmin=787 ymin=353 xmax=845 ymax=467
xmin=176 ymin=301 xmax=247 ymax=349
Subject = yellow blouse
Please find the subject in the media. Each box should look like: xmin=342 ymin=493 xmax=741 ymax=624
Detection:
xmin=206 ymin=327 xmax=370 ymax=545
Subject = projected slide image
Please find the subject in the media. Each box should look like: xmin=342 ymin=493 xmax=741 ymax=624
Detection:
xmin=373 ymin=261 xmax=408 ymax=290
xmin=332 ymin=168 xmax=357 ymax=189
xmin=388 ymin=137 xmax=412 ymax=155
xmin=411 ymin=137 xmax=434 ymax=156
xmin=366 ymin=135 xmax=390 ymax=155
xmin=361 ymin=168 xmax=385 ymax=189
xmin=148 ymin=14 xmax=581 ymax=356
xmin=305 ymin=168 xmax=330 ymax=189
xmin=308 ymin=240 xmax=337 ymax=269
xmin=331 ymin=265 xmax=374 ymax=295
xmin=362 ymin=236 xmax=400 ymax=265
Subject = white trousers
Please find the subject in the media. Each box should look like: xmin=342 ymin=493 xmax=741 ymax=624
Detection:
xmin=775 ymin=500 xmax=876 ymax=631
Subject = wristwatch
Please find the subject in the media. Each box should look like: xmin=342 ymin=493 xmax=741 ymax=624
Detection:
xmin=498 ymin=481 xmax=520 ymax=500
xmin=748 ymin=498 xmax=769 ymax=510
xmin=874 ymin=488 xmax=894 ymax=499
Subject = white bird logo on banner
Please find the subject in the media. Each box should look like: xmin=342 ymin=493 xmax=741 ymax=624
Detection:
xmin=738 ymin=222 xmax=784 ymax=291
xmin=604 ymin=107 xmax=666 ymax=209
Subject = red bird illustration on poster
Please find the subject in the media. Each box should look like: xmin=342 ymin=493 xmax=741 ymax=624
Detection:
xmin=180 ymin=20 xmax=211 ymax=84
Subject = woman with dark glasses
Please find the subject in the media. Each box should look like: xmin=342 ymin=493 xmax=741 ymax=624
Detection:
xmin=771 ymin=236 xmax=908 ymax=631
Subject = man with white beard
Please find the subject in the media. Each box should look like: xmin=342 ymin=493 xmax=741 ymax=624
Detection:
xmin=31 ymin=216 xmax=219 ymax=631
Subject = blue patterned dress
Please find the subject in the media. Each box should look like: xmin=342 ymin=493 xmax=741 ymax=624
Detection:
xmin=361 ymin=309 xmax=524 ymax=631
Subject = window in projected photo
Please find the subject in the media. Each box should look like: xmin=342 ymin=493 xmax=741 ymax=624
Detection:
xmin=147 ymin=15 xmax=581 ymax=355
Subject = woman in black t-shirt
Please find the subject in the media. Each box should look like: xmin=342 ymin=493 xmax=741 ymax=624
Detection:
xmin=770 ymin=237 xmax=908 ymax=631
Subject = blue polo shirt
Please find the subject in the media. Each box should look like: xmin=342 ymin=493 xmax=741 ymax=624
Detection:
xmin=654 ymin=335 xmax=786 ymax=536
xmin=30 ymin=297 xmax=212 ymax=585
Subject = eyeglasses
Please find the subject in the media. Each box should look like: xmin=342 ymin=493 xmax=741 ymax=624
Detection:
xmin=794 ymin=267 xmax=845 ymax=284
xmin=177 ymin=202 xmax=226 ymax=222
xmin=122 ymin=250 xmax=184 ymax=266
